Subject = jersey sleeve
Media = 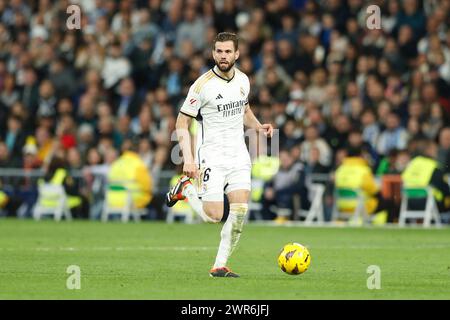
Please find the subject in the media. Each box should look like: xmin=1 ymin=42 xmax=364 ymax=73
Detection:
xmin=180 ymin=84 xmax=202 ymax=118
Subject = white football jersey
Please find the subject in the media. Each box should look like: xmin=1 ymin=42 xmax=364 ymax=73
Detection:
xmin=180 ymin=66 xmax=251 ymax=167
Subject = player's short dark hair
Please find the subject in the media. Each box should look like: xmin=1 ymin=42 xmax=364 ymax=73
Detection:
xmin=213 ymin=32 xmax=239 ymax=51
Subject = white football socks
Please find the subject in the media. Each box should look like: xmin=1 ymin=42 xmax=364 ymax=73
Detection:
xmin=213 ymin=203 xmax=248 ymax=269
xmin=182 ymin=183 xmax=218 ymax=223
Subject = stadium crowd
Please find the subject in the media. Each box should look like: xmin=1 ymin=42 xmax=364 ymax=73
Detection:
xmin=1 ymin=0 xmax=450 ymax=221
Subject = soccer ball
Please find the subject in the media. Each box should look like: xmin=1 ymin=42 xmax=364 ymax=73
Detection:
xmin=278 ymin=242 xmax=311 ymax=275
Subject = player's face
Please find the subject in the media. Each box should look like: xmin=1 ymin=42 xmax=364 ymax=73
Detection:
xmin=213 ymin=41 xmax=239 ymax=73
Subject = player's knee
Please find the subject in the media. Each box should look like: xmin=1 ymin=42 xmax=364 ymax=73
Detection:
xmin=203 ymin=207 xmax=222 ymax=223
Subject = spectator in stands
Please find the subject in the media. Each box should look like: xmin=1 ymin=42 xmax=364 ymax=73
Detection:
xmin=77 ymin=94 xmax=97 ymax=127
xmin=75 ymin=40 xmax=105 ymax=73
xmin=113 ymin=77 xmax=142 ymax=119
xmin=280 ymin=118 xmax=302 ymax=150
xmin=438 ymin=127 xmax=450 ymax=173
xmin=56 ymin=98 xmax=74 ymax=116
xmin=360 ymin=108 xmax=380 ymax=150
xmin=406 ymin=117 xmax=427 ymax=141
xmin=22 ymin=137 xmax=40 ymax=170
xmin=396 ymin=0 xmax=426 ymax=39
xmin=303 ymin=145 xmax=330 ymax=179
xmin=1 ymin=115 xmax=26 ymax=166
xmin=101 ymin=41 xmax=131 ymax=90
xmin=376 ymin=148 xmax=411 ymax=176
xmin=34 ymin=125 xmax=55 ymax=166
xmin=175 ymin=5 xmax=206 ymax=56
xmin=265 ymin=69 xmax=290 ymax=103
xmin=83 ymin=146 xmax=118 ymax=219
xmin=36 ymin=80 xmax=57 ymax=119
xmin=345 ymin=129 xmax=378 ymax=167
xmin=285 ymin=85 xmax=306 ymax=122
xmin=18 ymin=67 xmax=39 ymax=114
xmin=56 ymin=113 xmax=77 ymax=151
xmin=97 ymin=115 xmax=122 ymax=150
xmin=67 ymin=147 xmax=83 ymax=171
xmin=276 ymin=38 xmax=299 ymax=77
xmin=423 ymin=103 xmax=445 ymax=140
xmin=306 ymin=68 xmax=328 ymax=106
xmin=407 ymin=99 xmax=425 ymax=122
xmin=300 ymin=124 xmax=332 ymax=168
xmin=48 ymin=58 xmax=77 ymax=99
xmin=0 ymin=73 xmax=19 ymax=108
xmin=377 ymin=149 xmax=399 ymax=176
xmin=377 ymin=112 xmax=408 ymax=156
xmin=262 ymin=149 xmax=309 ymax=222
xmin=77 ymin=123 xmax=95 ymax=158
xmin=327 ymin=114 xmax=352 ymax=153
xmin=255 ymin=53 xmax=292 ymax=90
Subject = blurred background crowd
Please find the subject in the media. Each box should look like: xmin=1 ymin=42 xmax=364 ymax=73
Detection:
xmin=1 ymin=0 xmax=450 ymax=221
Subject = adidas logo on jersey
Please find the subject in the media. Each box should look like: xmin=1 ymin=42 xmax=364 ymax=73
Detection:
xmin=216 ymin=94 xmax=223 ymax=100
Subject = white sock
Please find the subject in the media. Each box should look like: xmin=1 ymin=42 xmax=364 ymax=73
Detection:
xmin=213 ymin=203 xmax=248 ymax=269
xmin=182 ymin=183 xmax=218 ymax=223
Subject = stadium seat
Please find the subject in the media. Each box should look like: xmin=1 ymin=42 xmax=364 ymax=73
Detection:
xmin=299 ymin=183 xmax=325 ymax=225
xmin=33 ymin=183 xmax=72 ymax=221
xmin=332 ymin=187 xmax=369 ymax=225
xmin=101 ymin=182 xmax=143 ymax=222
xmin=398 ymin=187 xmax=442 ymax=228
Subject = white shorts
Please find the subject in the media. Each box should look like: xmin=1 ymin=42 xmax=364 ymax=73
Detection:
xmin=196 ymin=163 xmax=251 ymax=202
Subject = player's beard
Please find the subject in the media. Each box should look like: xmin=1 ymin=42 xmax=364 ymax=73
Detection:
xmin=216 ymin=59 xmax=235 ymax=73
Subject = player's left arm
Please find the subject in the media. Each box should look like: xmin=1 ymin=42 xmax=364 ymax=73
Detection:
xmin=244 ymin=104 xmax=274 ymax=138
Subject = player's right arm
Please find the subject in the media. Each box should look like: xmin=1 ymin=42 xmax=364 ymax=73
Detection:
xmin=176 ymin=113 xmax=198 ymax=179
xmin=177 ymin=84 xmax=203 ymax=179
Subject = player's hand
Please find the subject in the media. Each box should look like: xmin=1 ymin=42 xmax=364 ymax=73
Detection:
xmin=261 ymin=123 xmax=274 ymax=138
xmin=183 ymin=163 xmax=199 ymax=179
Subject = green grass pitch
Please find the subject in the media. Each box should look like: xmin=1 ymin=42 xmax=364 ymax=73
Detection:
xmin=0 ymin=219 xmax=449 ymax=299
